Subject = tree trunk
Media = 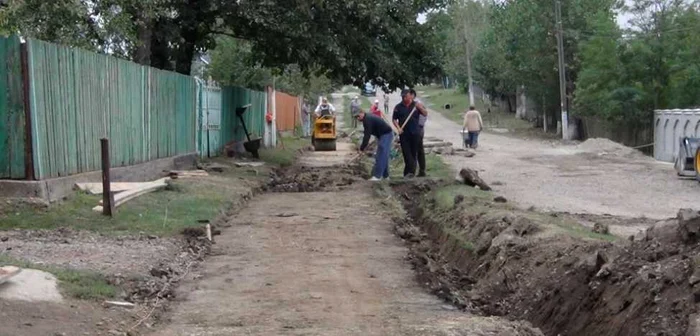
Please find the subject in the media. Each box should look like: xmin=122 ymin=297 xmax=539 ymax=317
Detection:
xmin=149 ymin=18 xmax=173 ymax=71
xmin=459 ymin=168 xmax=491 ymax=191
xmin=133 ymin=19 xmax=153 ymax=66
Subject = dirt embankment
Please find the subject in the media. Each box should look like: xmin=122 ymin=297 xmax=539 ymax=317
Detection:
xmin=391 ymin=180 xmax=700 ymax=336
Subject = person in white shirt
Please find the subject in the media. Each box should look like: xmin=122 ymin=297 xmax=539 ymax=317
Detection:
xmin=315 ymin=97 xmax=336 ymax=117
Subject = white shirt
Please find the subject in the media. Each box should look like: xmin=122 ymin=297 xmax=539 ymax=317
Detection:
xmin=315 ymin=103 xmax=336 ymax=115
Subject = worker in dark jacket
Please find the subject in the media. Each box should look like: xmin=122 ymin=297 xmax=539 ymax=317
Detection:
xmin=356 ymin=109 xmax=394 ymax=181
xmin=392 ymin=89 xmax=428 ymax=177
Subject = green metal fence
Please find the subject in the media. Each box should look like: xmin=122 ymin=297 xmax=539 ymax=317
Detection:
xmin=221 ymin=86 xmax=266 ymax=148
xmin=0 ymin=36 xmax=26 ymax=179
xmin=26 ymin=39 xmax=196 ymax=180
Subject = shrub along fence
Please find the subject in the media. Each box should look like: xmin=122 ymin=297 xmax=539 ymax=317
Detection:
xmin=0 ymin=36 xmax=302 ymax=180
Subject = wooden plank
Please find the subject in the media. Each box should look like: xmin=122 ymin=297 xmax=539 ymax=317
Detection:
xmin=76 ymin=182 xmax=147 ymax=195
xmin=93 ymin=178 xmax=169 ymax=212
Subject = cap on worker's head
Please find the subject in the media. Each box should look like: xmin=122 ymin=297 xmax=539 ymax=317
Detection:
xmin=374 ymin=99 xmax=379 ymax=104
xmin=401 ymin=89 xmax=410 ymax=97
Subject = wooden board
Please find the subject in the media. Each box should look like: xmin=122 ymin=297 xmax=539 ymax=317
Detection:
xmin=76 ymin=182 xmax=149 ymax=195
xmin=93 ymin=178 xmax=169 ymax=212
xmin=170 ymin=170 xmax=208 ymax=176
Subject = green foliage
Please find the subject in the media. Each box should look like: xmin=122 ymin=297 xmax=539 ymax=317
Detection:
xmin=207 ymin=37 xmax=337 ymax=101
xmin=0 ymin=0 xmax=445 ymax=87
xmin=574 ymin=0 xmax=700 ymax=126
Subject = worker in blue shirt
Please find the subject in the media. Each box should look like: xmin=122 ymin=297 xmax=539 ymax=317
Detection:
xmin=392 ymin=89 xmax=428 ymax=178
xmin=356 ymin=109 xmax=394 ymax=181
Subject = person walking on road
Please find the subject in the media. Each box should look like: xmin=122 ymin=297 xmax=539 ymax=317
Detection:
xmin=357 ymin=110 xmax=394 ymax=181
xmin=464 ymin=106 xmax=484 ymax=149
xmin=301 ymin=101 xmax=311 ymax=137
xmin=350 ymin=96 xmax=361 ymax=128
xmin=392 ymin=89 xmax=428 ymax=178
xmin=383 ymin=93 xmax=390 ymax=115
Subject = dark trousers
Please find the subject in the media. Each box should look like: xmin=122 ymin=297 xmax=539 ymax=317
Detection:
xmin=400 ymin=133 xmax=421 ymax=176
xmin=417 ymin=128 xmax=426 ymax=174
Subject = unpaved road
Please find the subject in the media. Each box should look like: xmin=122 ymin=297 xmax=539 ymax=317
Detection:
xmin=379 ymin=92 xmax=700 ymax=220
xmin=150 ymin=187 xmax=538 ymax=336
xmin=149 ymin=99 xmax=541 ymax=336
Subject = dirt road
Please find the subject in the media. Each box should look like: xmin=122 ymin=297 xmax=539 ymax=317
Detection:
xmin=149 ymin=98 xmax=541 ymax=336
xmin=378 ymin=92 xmax=700 ymax=220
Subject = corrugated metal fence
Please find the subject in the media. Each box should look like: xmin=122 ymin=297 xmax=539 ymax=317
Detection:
xmin=0 ymin=36 xmax=302 ymax=180
xmin=275 ymin=92 xmax=300 ymax=132
xmin=0 ymin=36 xmax=26 ymax=179
xmin=26 ymin=39 xmax=197 ymax=179
xmin=221 ymin=86 xmax=266 ymax=148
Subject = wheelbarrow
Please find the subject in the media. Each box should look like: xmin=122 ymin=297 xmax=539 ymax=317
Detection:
xmin=236 ymin=104 xmax=262 ymax=159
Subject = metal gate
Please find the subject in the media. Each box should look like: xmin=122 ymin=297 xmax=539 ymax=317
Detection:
xmin=198 ymin=83 xmax=222 ymax=157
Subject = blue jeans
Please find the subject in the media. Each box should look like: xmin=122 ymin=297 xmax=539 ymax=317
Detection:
xmin=373 ymin=132 xmax=393 ymax=179
xmin=467 ymin=131 xmax=480 ymax=148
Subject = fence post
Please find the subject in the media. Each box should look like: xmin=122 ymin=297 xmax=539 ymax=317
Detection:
xmin=101 ymin=138 xmax=114 ymax=217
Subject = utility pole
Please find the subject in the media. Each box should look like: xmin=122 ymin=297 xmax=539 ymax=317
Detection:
xmin=463 ymin=22 xmax=475 ymax=107
xmin=555 ymin=0 xmax=568 ymax=139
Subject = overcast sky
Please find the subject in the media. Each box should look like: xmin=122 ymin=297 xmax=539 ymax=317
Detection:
xmin=418 ymin=4 xmax=637 ymax=28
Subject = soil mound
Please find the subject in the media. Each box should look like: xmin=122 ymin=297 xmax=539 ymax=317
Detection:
xmin=392 ymin=180 xmax=699 ymax=336
xmin=577 ymin=138 xmax=644 ymax=158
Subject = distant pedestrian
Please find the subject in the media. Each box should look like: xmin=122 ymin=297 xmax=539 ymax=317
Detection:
xmin=357 ymin=110 xmax=394 ymax=181
xmin=350 ymin=96 xmax=361 ymax=128
xmin=383 ymin=93 xmax=390 ymax=115
xmin=463 ymin=106 xmax=484 ymax=149
xmin=371 ymin=100 xmax=382 ymax=118
xmin=392 ymin=89 xmax=428 ymax=178
xmin=301 ymin=101 xmax=311 ymax=137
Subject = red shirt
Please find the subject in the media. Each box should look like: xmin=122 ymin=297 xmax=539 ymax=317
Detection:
xmin=370 ymin=105 xmax=382 ymax=117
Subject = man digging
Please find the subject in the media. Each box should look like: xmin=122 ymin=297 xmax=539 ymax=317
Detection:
xmin=356 ymin=109 xmax=394 ymax=181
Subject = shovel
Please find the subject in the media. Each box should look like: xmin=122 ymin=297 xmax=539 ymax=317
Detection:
xmin=236 ymin=104 xmax=261 ymax=159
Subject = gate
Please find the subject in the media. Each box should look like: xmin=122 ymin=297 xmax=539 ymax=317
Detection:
xmin=198 ymin=84 xmax=222 ymax=157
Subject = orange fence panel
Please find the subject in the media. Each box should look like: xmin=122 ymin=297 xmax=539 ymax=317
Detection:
xmin=275 ymin=92 xmax=300 ymax=131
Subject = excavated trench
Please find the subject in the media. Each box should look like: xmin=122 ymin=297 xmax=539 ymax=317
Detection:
xmin=389 ymin=179 xmax=700 ymax=336
xmin=260 ymin=160 xmax=700 ymax=336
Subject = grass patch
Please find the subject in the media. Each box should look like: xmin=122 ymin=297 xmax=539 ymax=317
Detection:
xmin=0 ymin=180 xmax=239 ymax=236
xmin=0 ymin=137 xmax=311 ymax=236
xmin=385 ymin=152 xmax=453 ymax=179
xmin=372 ymin=183 xmax=406 ymax=220
xmin=258 ymin=135 xmax=309 ymax=167
xmin=433 ymin=184 xmax=492 ymax=210
xmin=0 ymin=254 xmax=117 ymax=300
xmin=430 ymin=184 xmax=616 ymax=243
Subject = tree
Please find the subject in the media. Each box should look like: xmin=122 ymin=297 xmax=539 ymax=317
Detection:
xmin=449 ymin=0 xmax=488 ymax=106
xmin=207 ymin=37 xmax=336 ymax=101
xmin=0 ymin=0 xmax=446 ymax=89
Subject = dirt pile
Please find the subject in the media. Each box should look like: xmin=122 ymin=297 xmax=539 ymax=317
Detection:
xmin=393 ymin=180 xmax=700 ymax=336
xmin=264 ymin=165 xmax=365 ymax=192
xmin=577 ymin=138 xmax=645 ymax=158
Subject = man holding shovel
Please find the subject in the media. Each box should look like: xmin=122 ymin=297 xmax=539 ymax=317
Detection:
xmin=356 ymin=109 xmax=394 ymax=181
xmin=392 ymin=89 xmax=428 ymax=178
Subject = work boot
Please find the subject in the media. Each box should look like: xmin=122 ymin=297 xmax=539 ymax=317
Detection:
xmin=404 ymin=173 xmax=415 ymax=179
xmin=369 ymin=177 xmax=382 ymax=182
xmin=417 ymin=171 xmax=426 ymax=177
